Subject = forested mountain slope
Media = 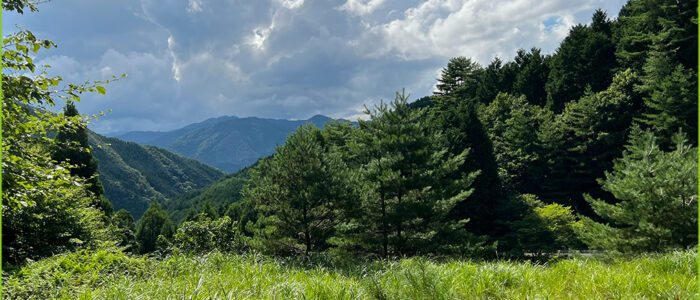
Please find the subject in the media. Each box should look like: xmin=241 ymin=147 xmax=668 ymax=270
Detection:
xmin=117 ymin=115 xmax=335 ymax=172
xmin=88 ymin=131 xmax=225 ymax=219
xmin=163 ymin=166 xmax=252 ymax=223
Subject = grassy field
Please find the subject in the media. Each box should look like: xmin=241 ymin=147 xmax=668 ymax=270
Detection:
xmin=3 ymin=249 xmax=697 ymax=299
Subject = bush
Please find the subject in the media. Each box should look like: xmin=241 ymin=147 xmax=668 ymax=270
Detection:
xmin=172 ymin=216 xmax=242 ymax=254
xmin=2 ymin=248 xmax=149 ymax=300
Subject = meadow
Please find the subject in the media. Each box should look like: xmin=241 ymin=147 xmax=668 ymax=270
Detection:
xmin=4 ymin=249 xmax=697 ymax=299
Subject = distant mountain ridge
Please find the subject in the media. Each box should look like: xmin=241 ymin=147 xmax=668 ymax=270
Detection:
xmin=88 ymin=131 xmax=226 ymax=219
xmin=116 ymin=114 xmax=339 ymax=173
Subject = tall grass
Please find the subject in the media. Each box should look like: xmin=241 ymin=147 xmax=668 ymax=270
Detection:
xmin=4 ymin=250 xmax=696 ymax=299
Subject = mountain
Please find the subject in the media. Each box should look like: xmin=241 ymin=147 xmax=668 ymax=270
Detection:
xmin=116 ymin=114 xmax=336 ymax=173
xmin=164 ymin=164 xmax=254 ymax=223
xmin=88 ymin=131 xmax=226 ymax=219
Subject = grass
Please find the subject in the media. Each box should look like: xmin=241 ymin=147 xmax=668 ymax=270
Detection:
xmin=3 ymin=249 xmax=697 ymax=299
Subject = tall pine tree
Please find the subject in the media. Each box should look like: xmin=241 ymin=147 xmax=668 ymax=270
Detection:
xmin=332 ymin=91 xmax=483 ymax=257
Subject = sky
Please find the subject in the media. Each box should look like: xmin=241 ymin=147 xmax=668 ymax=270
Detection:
xmin=4 ymin=0 xmax=627 ymax=134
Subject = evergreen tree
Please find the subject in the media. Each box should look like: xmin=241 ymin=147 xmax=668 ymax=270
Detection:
xmin=577 ymin=129 xmax=697 ymax=252
xmin=511 ymin=48 xmax=550 ymax=107
xmin=613 ymin=0 xmax=697 ymax=72
xmin=637 ymin=37 xmax=698 ymax=146
xmin=135 ymin=200 xmax=175 ymax=253
xmin=435 ymin=57 xmax=483 ymax=99
xmin=475 ymin=57 xmax=508 ymax=103
xmin=334 ymin=91 xmax=482 ymax=257
xmin=546 ymin=17 xmax=617 ymax=112
xmin=428 ymin=94 xmax=506 ymax=240
xmin=245 ymin=124 xmax=351 ymax=256
xmin=479 ymin=93 xmax=549 ymax=195
xmin=110 ymin=209 xmax=138 ymax=252
xmin=52 ymin=101 xmax=113 ymax=215
xmin=539 ymin=70 xmax=644 ymax=215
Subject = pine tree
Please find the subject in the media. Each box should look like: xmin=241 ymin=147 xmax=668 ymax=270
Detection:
xmin=475 ymin=57 xmax=508 ymax=103
xmin=613 ymin=0 xmax=697 ymax=72
xmin=637 ymin=35 xmax=698 ymax=146
xmin=479 ymin=93 xmax=549 ymax=195
xmin=540 ymin=70 xmax=644 ymax=216
xmin=135 ymin=199 xmax=175 ymax=253
xmin=435 ymin=57 xmax=483 ymax=99
xmin=428 ymin=94 xmax=506 ymax=240
xmin=546 ymin=18 xmax=617 ymax=112
xmin=52 ymin=101 xmax=113 ymax=215
xmin=245 ymin=124 xmax=351 ymax=256
xmin=511 ymin=48 xmax=550 ymax=107
xmin=577 ymin=128 xmax=697 ymax=252
xmin=334 ymin=91 xmax=482 ymax=257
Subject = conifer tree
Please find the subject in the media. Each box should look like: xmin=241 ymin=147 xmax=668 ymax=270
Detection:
xmin=511 ymin=48 xmax=550 ymax=107
xmin=428 ymin=94 xmax=506 ymax=239
xmin=638 ymin=37 xmax=698 ymax=146
xmin=135 ymin=200 xmax=175 ymax=253
xmin=435 ymin=57 xmax=483 ymax=99
xmin=245 ymin=124 xmax=351 ymax=255
xmin=333 ymin=91 xmax=482 ymax=257
xmin=52 ymin=101 xmax=113 ymax=215
xmin=539 ymin=70 xmax=644 ymax=215
xmin=577 ymin=129 xmax=697 ymax=252
xmin=546 ymin=15 xmax=617 ymax=112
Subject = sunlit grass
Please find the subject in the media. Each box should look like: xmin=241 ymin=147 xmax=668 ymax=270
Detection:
xmin=4 ymin=249 xmax=696 ymax=299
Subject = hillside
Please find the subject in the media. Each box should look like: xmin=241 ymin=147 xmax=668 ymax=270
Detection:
xmin=163 ymin=165 xmax=253 ymax=223
xmin=88 ymin=132 xmax=226 ymax=219
xmin=116 ymin=115 xmax=335 ymax=172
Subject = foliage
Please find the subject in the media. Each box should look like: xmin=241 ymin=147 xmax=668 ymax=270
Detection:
xmin=89 ymin=131 xmax=226 ymax=219
xmin=109 ymin=209 xmax=138 ymax=252
xmin=435 ymin=56 xmax=483 ymax=98
xmin=578 ymin=129 xmax=698 ymax=253
xmin=613 ymin=0 xmax=697 ymax=72
xmin=510 ymin=48 xmax=550 ymax=107
xmin=429 ymin=84 xmax=508 ymax=241
xmin=638 ymin=44 xmax=698 ymax=146
xmin=332 ymin=91 xmax=484 ymax=257
xmin=508 ymin=194 xmax=583 ymax=256
xmin=14 ymin=250 xmax=694 ymax=299
xmin=546 ymin=13 xmax=617 ymax=112
xmin=53 ymin=102 xmax=113 ymax=216
xmin=479 ymin=93 xmax=549 ymax=195
xmin=2 ymin=248 xmax=150 ymax=300
xmin=135 ymin=200 xmax=175 ymax=253
xmin=172 ymin=216 xmax=242 ymax=254
xmin=245 ymin=124 xmax=352 ymax=255
xmin=1 ymin=3 xmax=118 ymax=265
xmin=539 ymin=69 xmax=644 ymax=215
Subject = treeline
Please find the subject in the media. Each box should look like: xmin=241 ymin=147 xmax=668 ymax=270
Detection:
xmin=133 ymin=1 xmax=697 ymax=259
xmin=2 ymin=0 xmax=697 ymax=267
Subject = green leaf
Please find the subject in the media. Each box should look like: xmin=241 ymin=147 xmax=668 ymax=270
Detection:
xmin=96 ymin=86 xmax=106 ymax=95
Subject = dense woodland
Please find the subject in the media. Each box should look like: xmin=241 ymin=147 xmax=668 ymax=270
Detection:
xmin=1 ymin=0 xmax=698 ymax=297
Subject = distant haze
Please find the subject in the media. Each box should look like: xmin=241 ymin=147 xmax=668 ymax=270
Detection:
xmin=117 ymin=114 xmax=338 ymax=172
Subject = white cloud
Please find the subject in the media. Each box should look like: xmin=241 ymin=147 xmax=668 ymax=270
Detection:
xmin=279 ymin=0 xmax=305 ymax=10
xmin=339 ymin=0 xmax=387 ymax=16
xmin=6 ymin=0 xmax=626 ymax=134
xmin=187 ymin=0 xmax=203 ymax=13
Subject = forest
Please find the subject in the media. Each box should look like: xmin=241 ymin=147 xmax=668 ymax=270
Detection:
xmin=2 ymin=0 xmax=698 ymax=298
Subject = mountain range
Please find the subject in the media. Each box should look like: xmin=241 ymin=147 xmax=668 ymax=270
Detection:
xmin=114 ymin=114 xmax=336 ymax=173
xmin=88 ymin=131 xmax=226 ymax=219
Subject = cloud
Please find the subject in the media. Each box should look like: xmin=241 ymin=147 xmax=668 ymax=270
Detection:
xmin=3 ymin=0 xmax=627 ymax=134
xmin=338 ymin=0 xmax=387 ymax=16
